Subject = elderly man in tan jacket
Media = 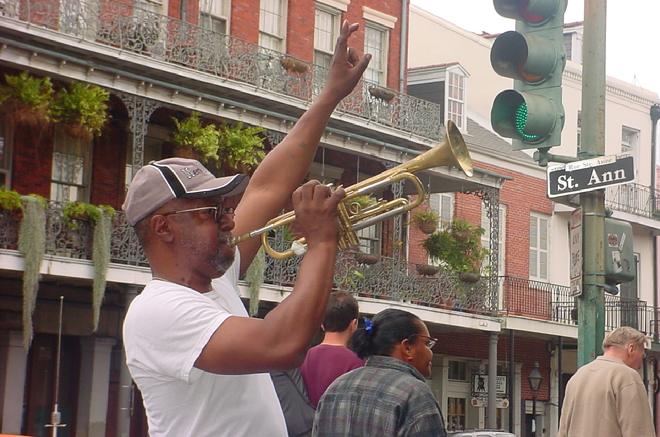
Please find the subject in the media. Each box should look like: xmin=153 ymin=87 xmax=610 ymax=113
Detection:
xmin=558 ymin=326 xmax=655 ymax=437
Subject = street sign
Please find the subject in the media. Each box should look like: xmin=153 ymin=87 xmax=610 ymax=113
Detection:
xmin=547 ymin=154 xmax=634 ymax=198
xmin=569 ymin=208 xmax=582 ymax=297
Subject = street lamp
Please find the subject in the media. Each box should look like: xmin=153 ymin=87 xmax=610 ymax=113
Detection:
xmin=528 ymin=361 xmax=543 ymax=435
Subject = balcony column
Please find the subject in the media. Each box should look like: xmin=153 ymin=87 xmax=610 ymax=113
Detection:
xmin=487 ymin=332 xmax=498 ymax=428
xmin=117 ymin=286 xmax=140 ymax=437
xmin=0 ymin=331 xmax=28 ymax=434
xmin=75 ymin=337 xmax=117 ymax=437
xmin=117 ymin=93 xmax=159 ymax=179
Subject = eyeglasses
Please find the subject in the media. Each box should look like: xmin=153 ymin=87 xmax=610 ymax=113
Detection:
xmin=160 ymin=206 xmax=235 ymax=223
xmin=410 ymin=334 xmax=438 ymax=349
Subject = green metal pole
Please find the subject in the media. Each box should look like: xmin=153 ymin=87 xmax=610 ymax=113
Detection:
xmin=577 ymin=0 xmax=607 ymax=367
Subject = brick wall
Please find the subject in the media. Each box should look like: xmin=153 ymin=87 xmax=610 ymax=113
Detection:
xmin=434 ymin=331 xmax=552 ymax=401
xmin=90 ymin=121 xmax=128 ymax=209
xmin=11 ymin=124 xmax=53 ymax=197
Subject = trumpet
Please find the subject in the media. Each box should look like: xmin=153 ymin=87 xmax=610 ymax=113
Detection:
xmin=231 ymin=120 xmax=473 ymax=259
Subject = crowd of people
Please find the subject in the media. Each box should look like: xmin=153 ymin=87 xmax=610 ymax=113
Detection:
xmin=119 ymin=16 xmax=656 ymax=437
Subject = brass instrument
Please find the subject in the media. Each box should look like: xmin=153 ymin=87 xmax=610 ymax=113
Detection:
xmin=231 ymin=120 xmax=473 ymax=259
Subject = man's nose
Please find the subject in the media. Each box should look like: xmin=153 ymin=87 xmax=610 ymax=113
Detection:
xmin=219 ymin=214 xmax=235 ymax=232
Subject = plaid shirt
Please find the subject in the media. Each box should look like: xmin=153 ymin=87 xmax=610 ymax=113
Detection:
xmin=313 ymin=355 xmax=447 ymax=437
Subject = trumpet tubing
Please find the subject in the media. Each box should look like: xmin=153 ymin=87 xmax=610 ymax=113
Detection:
xmin=231 ymin=120 xmax=472 ymax=259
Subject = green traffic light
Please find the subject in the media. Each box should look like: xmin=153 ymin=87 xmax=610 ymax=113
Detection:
xmin=514 ymin=102 xmax=542 ymax=142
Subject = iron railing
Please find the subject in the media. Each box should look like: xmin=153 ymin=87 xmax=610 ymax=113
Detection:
xmin=0 ymin=206 xmax=497 ymax=313
xmin=605 ymin=183 xmax=659 ymax=218
xmin=499 ymin=275 xmax=658 ymax=336
xmin=0 ymin=0 xmax=443 ymax=140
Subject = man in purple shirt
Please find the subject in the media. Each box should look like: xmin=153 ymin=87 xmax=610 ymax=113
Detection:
xmin=300 ymin=291 xmax=364 ymax=408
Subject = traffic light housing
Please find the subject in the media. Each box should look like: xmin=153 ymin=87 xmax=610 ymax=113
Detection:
xmin=603 ymin=218 xmax=635 ymax=286
xmin=490 ymin=0 xmax=567 ymax=151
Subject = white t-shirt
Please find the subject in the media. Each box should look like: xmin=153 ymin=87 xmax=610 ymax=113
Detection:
xmin=123 ymin=251 xmax=287 ymax=437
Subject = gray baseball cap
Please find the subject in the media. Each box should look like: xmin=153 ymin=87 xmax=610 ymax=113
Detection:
xmin=122 ymin=157 xmax=249 ymax=226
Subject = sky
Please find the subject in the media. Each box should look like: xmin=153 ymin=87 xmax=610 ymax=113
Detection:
xmin=409 ymin=1 xmax=660 ymax=98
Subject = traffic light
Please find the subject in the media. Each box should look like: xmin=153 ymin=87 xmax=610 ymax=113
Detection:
xmin=490 ymin=0 xmax=567 ymax=152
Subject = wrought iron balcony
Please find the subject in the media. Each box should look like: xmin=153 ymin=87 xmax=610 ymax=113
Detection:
xmin=605 ymin=183 xmax=660 ymax=219
xmin=0 ymin=204 xmax=497 ymax=314
xmin=0 ymin=0 xmax=443 ymax=141
xmin=499 ymin=275 xmax=657 ymax=337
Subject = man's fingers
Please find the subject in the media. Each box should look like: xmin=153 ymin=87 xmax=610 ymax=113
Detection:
xmin=300 ymin=180 xmax=320 ymax=202
xmin=355 ymin=53 xmax=372 ymax=75
xmin=334 ymin=21 xmax=359 ymax=58
xmin=312 ymin=183 xmax=332 ymax=201
xmin=329 ymin=186 xmax=346 ymax=206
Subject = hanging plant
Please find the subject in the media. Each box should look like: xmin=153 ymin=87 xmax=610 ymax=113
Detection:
xmin=51 ymin=82 xmax=110 ymax=141
xmin=0 ymin=188 xmax=24 ymax=219
xmin=0 ymin=71 xmax=53 ymax=126
xmin=18 ymin=195 xmax=46 ymax=350
xmin=422 ymin=219 xmax=488 ymax=275
xmin=245 ymin=247 xmax=265 ymax=316
xmin=217 ymin=122 xmax=265 ymax=175
xmin=63 ymin=201 xmax=102 ymax=229
xmin=172 ymin=112 xmax=221 ymax=163
xmin=92 ymin=206 xmax=115 ymax=331
xmin=412 ymin=209 xmax=440 ymax=235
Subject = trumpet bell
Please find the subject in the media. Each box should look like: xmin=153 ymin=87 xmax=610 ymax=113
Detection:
xmin=443 ymin=120 xmax=473 ymax=177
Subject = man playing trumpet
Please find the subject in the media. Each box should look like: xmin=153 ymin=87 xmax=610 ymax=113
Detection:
xmin=121 ymin=21 xmax=370 ymax=437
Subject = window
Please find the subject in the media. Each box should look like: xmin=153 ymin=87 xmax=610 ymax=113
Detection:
xmin=621 ymin=126 xmax=640 ymax=175
xmin=314 ymin=6 xmax=339 ymax=70
xmin=447 ymin=397 xmax=466 ymax=432
xmin=364 ymin=22 xmax=388 ymax=85
xmin=576 ymin=110 xmax=582 ymax=153
xmin=200 ymin=0 xmax=229 ymax=35
xmin=0 ymin=124 xmax=10 ymax=187
xmin=481 ymin=203 xmax=506 ymax=275
xmin=446 ymin=70 xmax=466 ymax=130
xmin=529 ymin=213 xmax=549 ymax=281
xmin=448 ymin=360 xmax=467 ymax=381
xmin=430 ymin=193 xmax=454 ymax=229
xmin=51 ymin=130 xmax=92 ymax=202
xmin=356 ymin=224 xmax=381 ymax=255
xmin=563 ymin=33 xmax=573 ymax=61
xmin=259 ymin=0 xmax=286 ymax=52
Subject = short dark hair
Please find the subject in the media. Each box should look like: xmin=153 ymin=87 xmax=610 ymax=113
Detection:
xmin=349 ymin=309 xmax=423 ymax=359
xmin=323 ymin=291 xmax=359 ymax=332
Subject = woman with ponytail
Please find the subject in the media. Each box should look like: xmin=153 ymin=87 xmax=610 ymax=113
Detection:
xmin=312 ymin=308 xmax=447 ymax=437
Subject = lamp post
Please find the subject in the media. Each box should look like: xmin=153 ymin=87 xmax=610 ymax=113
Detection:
xmin=527 ymin=361 xmax=543 ymax=436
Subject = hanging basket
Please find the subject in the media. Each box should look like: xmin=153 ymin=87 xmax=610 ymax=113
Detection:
xmin=63 ymin=122 xmax=93 ymax=142
xmin=418 ymin=221 xmax=438 ymax=235
xmin=1 ymin=99 xmax=50 ymax=127
xmin=459 ymin=272 xmax=481 ymax=283
xmin=354 ymin=252 xmax=380 ymax=265
xmin=416 ymin=264 xmax=439 ymax=276
xmin=368 ymin=86 xmax=396 ymax=102
xmin=280 ymin=57 xmax=309 ymax=74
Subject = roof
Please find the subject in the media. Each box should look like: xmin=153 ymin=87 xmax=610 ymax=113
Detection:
xmin=464 ymin=117 xmax=535 ymax=165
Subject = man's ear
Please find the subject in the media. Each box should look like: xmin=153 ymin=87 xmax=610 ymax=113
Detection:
xmin=350 ymin=318 xmax=358 ymax=332
xmin=151 ymin=214 xmax=175 ymax=243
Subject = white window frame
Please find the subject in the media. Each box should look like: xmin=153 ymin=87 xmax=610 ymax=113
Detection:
xmin=577 ymin=110 xmax=582 ymax=153
xmin=621 ymin=126 xmax=640 ymax=175
xmin=363 ymin=21 xmax=389 ymax=86
xmin=529 ymin=213 xmax=549 ymax=281
xmin=445 ymin=67 xmax=467 ymax=132
xmin=314 ymin=4 xmax=340 ymax=69
xmin=51 ymin=129 xmax=92 ymax=203
xmin=199 ymin=0 xmax=230 ymax=35
xmin=430 ymin=193 xmax=454 ymax=229
xmin=259 ymin=0 xmax=287 ymax=52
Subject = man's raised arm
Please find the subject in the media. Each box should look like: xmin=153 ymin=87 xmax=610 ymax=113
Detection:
xmin=233 ymin=21 xmax=371 ymax=273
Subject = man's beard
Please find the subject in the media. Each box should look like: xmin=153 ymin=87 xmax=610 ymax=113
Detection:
xmin=212 ymin=232 xmax=235 ymax=275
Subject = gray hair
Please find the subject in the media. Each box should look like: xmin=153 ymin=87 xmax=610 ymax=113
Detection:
xmin=602 ymin=326 xmax=646 ymax=350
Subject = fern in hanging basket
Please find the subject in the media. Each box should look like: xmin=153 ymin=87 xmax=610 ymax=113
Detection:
xmin=0 ymin=188 xmax=24 ymax=218
xmin=0 ymin=71 xmax=53 ymax=126
xmin=62 ymin=201 xmax=115 ymax=230
xmin=412 ymin=209 xmax=440 ymax=235
xmin=51 ymin=82 xmax=110 ymax=140
xmin=217 ymin=122 xmax=265 ymax=174
xmin=172 ymin=112 xmax=221 ymax=163
xmin=422 ymin=220 xmax=488 ymax=275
